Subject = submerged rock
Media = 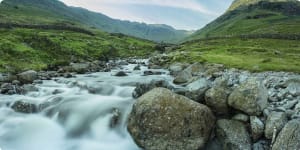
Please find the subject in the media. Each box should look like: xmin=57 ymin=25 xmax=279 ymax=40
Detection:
xmin=128 ymin=88 xmax=215 ymax=150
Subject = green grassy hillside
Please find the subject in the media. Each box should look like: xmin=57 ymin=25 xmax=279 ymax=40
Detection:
xmin=179 ymin=1 xmax=300 ymax=73
xmin=0 ymin=28 xmax=155 ymax=73
xmin=0 ymin=0 xmax=190 ymax=43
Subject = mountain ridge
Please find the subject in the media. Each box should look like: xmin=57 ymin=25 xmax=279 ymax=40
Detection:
xmin=0 ymin=0 xmax=191 ymax=43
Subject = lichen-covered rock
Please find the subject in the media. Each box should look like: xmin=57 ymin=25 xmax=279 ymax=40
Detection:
xmin=216 ymin=119 xmax=251 ymax=150
xmin=272 ymin=120 xmax=300 ymax=150
xmin=228 ymin=78 xmax=268 ymax=116
xmin=128 ymin=88 xmax=215 ymax=150
xmin=264 ymin=112 xmax=288 ymax=139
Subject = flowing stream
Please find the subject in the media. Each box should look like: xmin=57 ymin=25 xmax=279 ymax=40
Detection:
xmin=0 ymin=61 xmax=173 ymax=150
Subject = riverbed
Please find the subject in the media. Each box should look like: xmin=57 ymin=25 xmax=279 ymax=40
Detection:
xmin=0 ymin=62 xmax=173 ymax=150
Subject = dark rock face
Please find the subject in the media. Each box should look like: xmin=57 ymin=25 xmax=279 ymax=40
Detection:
xmin=216 ymin=119 xmax=251 ymax=150
xmin=272 ymin=120 xmax=300 ymax=150
xmin=128 ymin=88 xmax=215 ymax=150
xmin=228 ymin=78 xmax=268 ymax=116
xmin=11 ymin=100 xmax=38 ymax=113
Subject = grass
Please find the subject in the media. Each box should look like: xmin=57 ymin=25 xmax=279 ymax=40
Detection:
xmin=0 ymin=28 xmax=155 ymax=73
xmin=176 ymin=38 xmax=300 ymax=73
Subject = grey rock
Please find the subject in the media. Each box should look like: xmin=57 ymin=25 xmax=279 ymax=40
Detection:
xmin=265 ymin=112 xmax=288 ymax=139
xmin=228 ymin=78 xmax=268 ymax=116
xmin=173 ymin=69 xmax=192 ymax=84
xmin=143 ymin=70 xmax=163 ymax=76
xmin=250 ymin=116 xmax=265 ymax=141
xmin=205 ymin=86 xmax=230 ymax=115
xmin=185 ymin=78 xmax=210 ymax=102
xmin=216 ymin=119 xmax=251 ymax=150
xmin=70 ymin=63 xmax=90 ymax=74
xmin=287 ymin=82 xmax=300 ymax=97
xmin=133 ymin=65 xmax=141 ymax=71
xmin=169 ymin=63 xmax=188 ymax=76
xmin=232 ymin=113 xmax=250 ymax=123
xmin=128 ymin=88 xmax=215 ymax=150
xmin=272 ymin=120 xmax=300 ymax=150
xmin=21 ymin=84 xmax=38 ymax=94
xmin=17 ymin=70 xmax=38 ymax=84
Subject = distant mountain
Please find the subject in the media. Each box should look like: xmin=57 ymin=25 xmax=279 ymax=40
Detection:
xmin=186 ymin=0 xmax=300 ymax=40
xmin=0 ymin=0 xmax=191 ymax=43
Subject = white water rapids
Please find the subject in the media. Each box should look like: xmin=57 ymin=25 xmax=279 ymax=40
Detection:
xmin=0 ymin=62 xmax=173 ymax=150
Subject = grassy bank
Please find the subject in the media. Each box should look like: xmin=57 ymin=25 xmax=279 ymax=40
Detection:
xmin=175 ymin=38 xmax=300 ymax=73
xmin=0 ymin=28 xmax=155 ymax=73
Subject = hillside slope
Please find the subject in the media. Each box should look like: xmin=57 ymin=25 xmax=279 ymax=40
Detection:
xmin=0 ymin=0 xmax=190 ymax=43
xmin=176 ymin=0 xmax=300 ymax=73
xmin=187 ymin=0 xmax=300 ymax=40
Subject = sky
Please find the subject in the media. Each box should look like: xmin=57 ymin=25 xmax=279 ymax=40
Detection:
xmin=60 ymin=0 xmax=234 ymax=30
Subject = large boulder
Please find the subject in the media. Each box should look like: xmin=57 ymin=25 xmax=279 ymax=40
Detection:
xmin=128 ymin=88 xmax=215 ymax=150
xmin=272 ymin=120 xmax=300 ymax=150
xmin=17 ymin=70 xmax=38 ymax=84
xmin=228 ymin=78 xmax=268 ymax=116
xmin=216 ymin=119 xmax=251 ymax=150
xmin=169 ymin=63 xmax=188 ymax=76
xmin=264 ymin=112 xmax=288 ymax=139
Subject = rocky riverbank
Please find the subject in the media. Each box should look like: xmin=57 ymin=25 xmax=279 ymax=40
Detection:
xmin=128 ymin=55 xmax=300 ymax=150
xmin=0 ymin=55 xmax=299 ymax=150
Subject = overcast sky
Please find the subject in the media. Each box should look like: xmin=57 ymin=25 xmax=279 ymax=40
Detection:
xmin=60 ymin=0 xmax=233 ymax=30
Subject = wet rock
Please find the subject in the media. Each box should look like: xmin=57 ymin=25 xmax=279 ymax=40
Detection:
xmin=12 ymin=80 xmax=21 ymax=85
xmin=52 ymin=89 xmax=64 ymax=95
xmin=0 ymin=83 xmax=14 ymax=94
xmin=113 ymin=71 xmax=128 ymax=77
xmin=132 ymin=79 xmax=172 ymax=98
xmin=272 ymin=120 xmax=300 ymax=150
xmin=216 ymin=119 xmax=251 ymax=150
xmin=250 ymin=116 xmax=264 ymax=141
xmin=39 ymin=97 xmax=64 ymax=110
xmin=228 ymin=78 xmax=268 ymax=116
xmin=110 ymin=108 xmax=121 ymax=128
xmin=128 ymin=88 xmax=215 ymax=150
xmin=11 ymin=100 xmax=38 ymax=113
xmin=264 ymin=112 xmax=288 ymax=139
xmin=133 ymin=65 xmax=141 ymax=71
xmin=143 ymin=70 xmax=163 ymax=76
xmin=17 ymin=70 xmax=38 ymax=84
xmin=148 ymin=65 xmax=162 ymax=69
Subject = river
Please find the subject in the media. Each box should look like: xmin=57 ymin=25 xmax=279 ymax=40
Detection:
xmin=0 ymin=61 xmax=173 ymax=150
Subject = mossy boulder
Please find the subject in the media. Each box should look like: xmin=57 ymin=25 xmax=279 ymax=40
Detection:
xmin=128 ymin=88 xmax=215 ymax=150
